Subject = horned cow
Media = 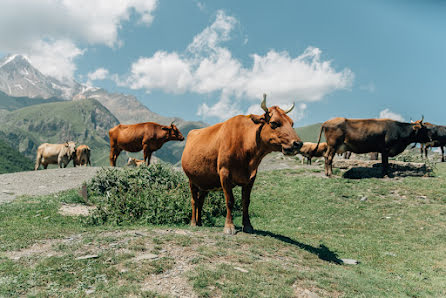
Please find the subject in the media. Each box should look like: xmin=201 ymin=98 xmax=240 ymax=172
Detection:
xmin=182 ymin=94 xmax=303 ymax=235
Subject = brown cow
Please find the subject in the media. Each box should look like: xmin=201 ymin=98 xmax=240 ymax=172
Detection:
xmin=299 ymin=142 xmax=327 ymax=165
xmin=127 ymin=157 xmax=145 ymax=167
xmin=412 ymin=120 xmax=446 ymax=162
xmin=35 ymin=142 xmax=76 ymax=170
xmin=182 ymin=94 xmax=303 ymax=235
xmin=315 ymin=117 xmax=430 ymax=176
xmin=74 ymin=145 xmax=91 ymax=166
xmin=109 ymin=121 xmax=184 ymax=166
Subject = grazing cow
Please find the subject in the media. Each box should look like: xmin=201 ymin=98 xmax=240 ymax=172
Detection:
xmin=299 ymin=142 xmax=327 ymax=165
xmin=421 ymin=122 xmax=446 ymax=161
xmin=315 ymin=117 xmax=430 ymax=176
xmin=127 ymin=157 xmax=145 ymax=167
xmin=74 ymin=145 xmax=91 ymax=166
xmin=35 ymin=142 xmax=76 ymax=170
xmin=109 ymin=121 xmax=184 ymax=166
xmin=182 ymin=94 xmax=303 ymax=235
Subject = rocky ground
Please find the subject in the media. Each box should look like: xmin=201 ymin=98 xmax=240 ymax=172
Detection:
xmin=0 ymin=167 xmax=102 ymax=204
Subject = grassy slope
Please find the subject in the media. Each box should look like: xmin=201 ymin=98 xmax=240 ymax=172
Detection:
xmin=295 ymin=122 xmax=325 ymax=143
xmin=0 ymin=138 xmax=34 ymax=173
xmin=0 ymin=164 xmax=445 ymax=296
xmin=0 ymin=91 xmax=62 ymax=111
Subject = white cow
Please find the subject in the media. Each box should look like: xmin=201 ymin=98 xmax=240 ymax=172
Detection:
xmin=35 ymin=142 xmax=76 ymax=170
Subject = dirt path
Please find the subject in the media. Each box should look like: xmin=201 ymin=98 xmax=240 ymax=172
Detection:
xmin=0 ymin=167 xmax=103 ymax=204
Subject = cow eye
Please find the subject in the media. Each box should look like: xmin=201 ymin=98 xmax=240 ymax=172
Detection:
xmin=270 ymin=121 xmax=281 ymax=129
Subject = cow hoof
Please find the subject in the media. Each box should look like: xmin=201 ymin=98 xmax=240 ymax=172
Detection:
xmin=223 ymin=226 xmax=236 ymax=235
xmin=242 ymin=225 xmax=254 ymax=234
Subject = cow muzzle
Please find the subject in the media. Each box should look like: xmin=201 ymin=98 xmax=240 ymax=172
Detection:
xmin=282 ymin=141 xmax=303 ymax=155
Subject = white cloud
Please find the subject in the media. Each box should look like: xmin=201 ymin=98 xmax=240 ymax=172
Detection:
xmin=88 ymin=68 xmax=110 ymax=81
xmin=126 ymin=52 xmax=193 ymax=94
xmin=0 ymin=0 xmax=157 ymax=48
xmin=86 ymin=68 xmax=110 ymax=86
xmin=379 ymin=108 xmax=405 ymax=122
xmin=122 ymin=10 xmax=354 ymax=121
xmin=27 ymin=39 xmax=85 ymax=82
xmin=0 ymin=0 xmax=158 ymax=80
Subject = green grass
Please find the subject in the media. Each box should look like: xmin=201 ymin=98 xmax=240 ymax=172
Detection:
xmin=1 ymin=164 xmax=446 ymax=296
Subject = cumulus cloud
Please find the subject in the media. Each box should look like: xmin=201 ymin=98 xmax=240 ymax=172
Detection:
xmin=27 ymin=39 xmax=85 ymax=82
xmin=86 ymin=68 xmax=110 ymax=86
xmin=379 ymin=108 xmax=405 ymax=122
xmin=121 ymin=10 xmax=354 ymax=120
xmin=0 ymin=0 xmax=158 ymax=80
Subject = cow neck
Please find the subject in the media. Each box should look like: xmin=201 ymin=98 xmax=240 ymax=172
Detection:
xmin=249 ymin=122 xmax=272 ymax=167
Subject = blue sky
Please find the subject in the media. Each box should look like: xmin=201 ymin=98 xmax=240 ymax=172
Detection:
xmin=1 ymin=0 xmax=445 ymax=125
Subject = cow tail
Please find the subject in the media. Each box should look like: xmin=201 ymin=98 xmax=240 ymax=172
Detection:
xmin=313 ymin=124 xmax=325 ymax=155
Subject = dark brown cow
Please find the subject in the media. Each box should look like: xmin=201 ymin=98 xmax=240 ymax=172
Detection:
xmin=299 ymin=142 xmax=327 ymax=165
xmin=181 ymin=94 xmax=303 ymax=234
xmin=315 ymin=117 xmax=430 ymax=176
xmin=419 ymin=121 xmax=446 ymax=161
xmin=109 ymin=121 xmax=184 ymax=166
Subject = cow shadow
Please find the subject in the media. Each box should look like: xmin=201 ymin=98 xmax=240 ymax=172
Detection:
xmin=342 ymin=163 xmax=428 ymax=179
xmin=253 ymin=229 xmax=343 ymax=264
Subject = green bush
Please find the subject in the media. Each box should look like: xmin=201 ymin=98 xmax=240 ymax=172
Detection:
xmin=87 ymin=163 xmax=241 ymax=226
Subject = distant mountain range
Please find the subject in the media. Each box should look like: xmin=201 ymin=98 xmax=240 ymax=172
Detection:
xmin=0 ymin=54 xmax=206 ymax=168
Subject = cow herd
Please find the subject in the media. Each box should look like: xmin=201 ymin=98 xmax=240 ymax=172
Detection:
xmin=34 ymin=141 xmax=90 ymax=170
xmin=33 ymin=94 xmax=446 ymax=234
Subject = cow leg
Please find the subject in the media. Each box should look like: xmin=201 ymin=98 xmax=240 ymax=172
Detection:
xmin=381 ymin=152 xmax=389 ymax=176
xmin=325 ymin=147 xmax=336 ymax=176
xmin=420 ymin=144 xmax=424 ymax=158
xmin=196 ymin=191 xmax=208 ymax=226
xmin=308 ymin=157 xmax=312 ymax=165
xmin=110 ymin=147 xmax=120 ymax=167
xmin=242 ymin=177 xmax=256 ymax=233
xmin=143 ymin=149 xmax=153 ymax=166
xmin=189 ymin=182 xmax=199 ymax=227
xmin=43 ymin=163 xmax=48 ymax=170
xmin=220 ymin=168 xmax=236 ymax=235
xmin=441 ymin=146 xmax=445 ymax=162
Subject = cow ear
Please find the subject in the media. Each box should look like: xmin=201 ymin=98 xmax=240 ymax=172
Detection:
xmin=161 ymin=127 xmax=170 ymax=131
xmin=250 ymin=114 xmax=266 ymax=124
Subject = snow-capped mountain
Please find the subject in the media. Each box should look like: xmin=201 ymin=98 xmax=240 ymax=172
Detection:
xmin=0 ymin=54 xmax=82 ymax=100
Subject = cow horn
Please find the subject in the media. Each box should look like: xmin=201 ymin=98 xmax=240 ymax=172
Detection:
xmin=421 ymin=115 xmax=424 ymax=123
xmin=261 ymin=94 xmax=268 ymax=113
xmin=284 ymin=102 xmax=295 ymax=114
xmin=170 ymin=120 xmax=175 ymax=127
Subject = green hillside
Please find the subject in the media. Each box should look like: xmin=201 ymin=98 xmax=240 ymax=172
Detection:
xmin=0 ymin=138 xmax=34 ymax=173
xmin=295 ymin=122 xmax=325 ymax=143
xmin=0 ymin=91 xmax=62 ymax=111
xmin=155 ymin=120 xmax=206 ymax=164
xmin=0 ymin=98 xmax=120 ymax=167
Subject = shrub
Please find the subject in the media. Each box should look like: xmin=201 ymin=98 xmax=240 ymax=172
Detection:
xmin=87 ymin=163 xmax=241 ymax=226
